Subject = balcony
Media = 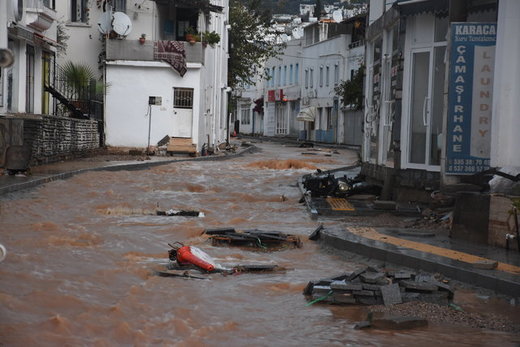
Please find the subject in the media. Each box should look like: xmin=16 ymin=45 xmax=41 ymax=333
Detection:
xmin=25 ymin=0 xmax=57 ymax=32
xmin=106 ymin=39 xmax=205 ymax=65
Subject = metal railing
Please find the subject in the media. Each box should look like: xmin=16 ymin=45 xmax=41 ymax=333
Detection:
xmin=47 ymin=63 xmax=104 ymax=120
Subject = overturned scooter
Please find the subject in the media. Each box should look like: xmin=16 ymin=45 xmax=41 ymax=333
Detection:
xmin=168 ymin=242 xmax=219 ymax=272
xmin=162 ymin=242 xmax=280 ymax=277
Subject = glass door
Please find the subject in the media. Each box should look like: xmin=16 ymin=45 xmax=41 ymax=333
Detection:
xmin=407 ymin=46 xmax=445 ymax=168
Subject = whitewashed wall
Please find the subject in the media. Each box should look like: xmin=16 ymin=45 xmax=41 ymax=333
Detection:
xmin=105 ymin=61 xmax=203 ymax=148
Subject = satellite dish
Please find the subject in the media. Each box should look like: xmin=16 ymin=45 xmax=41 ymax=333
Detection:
xmin=0 ymin=49 xmax=15 ymax=68
xmin=97 ymin=12 xmax=112 ymax=34
xmin=332 ymin=10 xmax=343 ymax=23
xmin=112 ymin=12 xmax=132 ymax=36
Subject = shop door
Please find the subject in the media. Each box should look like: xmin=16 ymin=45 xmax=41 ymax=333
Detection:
xmin=407 ymin=46 xmax=445 ymax=169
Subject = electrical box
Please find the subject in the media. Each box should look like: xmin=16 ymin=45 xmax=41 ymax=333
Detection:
xmin=148 ymin=96 xmax=162 ymax=106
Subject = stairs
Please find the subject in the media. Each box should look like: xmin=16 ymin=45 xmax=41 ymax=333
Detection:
xmin=44 ymin=84 xmax=88 ymax=119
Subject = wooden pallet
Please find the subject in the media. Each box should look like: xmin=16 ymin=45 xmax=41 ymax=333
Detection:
xmin=167 ymin=137 xmax=196 ymax=154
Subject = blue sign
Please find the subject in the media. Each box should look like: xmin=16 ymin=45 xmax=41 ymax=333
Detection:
xmin=446 ymin=23 xmax=496 ymax=175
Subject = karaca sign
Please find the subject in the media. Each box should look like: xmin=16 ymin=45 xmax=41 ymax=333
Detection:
xmin=446 ymin=23 xmax=496 ymax=175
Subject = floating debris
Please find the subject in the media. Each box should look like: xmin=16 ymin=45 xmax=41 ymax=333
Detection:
xmin=160 ymin=242 xmax=280 ymax=278
xmin=204 ymin=228 xmax=302 ymax=249
xmin=304 ymin=267 xmax=453 ymax=306
xmin=157 ymin=209 xmax=205 ymax=217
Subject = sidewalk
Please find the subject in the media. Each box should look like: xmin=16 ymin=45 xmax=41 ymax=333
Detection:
xmin=320 ymin=226 xmax=520 ymax=297
xmin=0 ymin=144 xmax=256 ymax=196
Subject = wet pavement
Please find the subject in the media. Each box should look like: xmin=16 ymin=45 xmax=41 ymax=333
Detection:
xmin=0 ymin=140 xmax=519 ymax=345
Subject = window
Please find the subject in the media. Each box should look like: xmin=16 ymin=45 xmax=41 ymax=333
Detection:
xmin=71 ymin=0 xmax=88 ymax=23
xmin=173 ymin=88 xmax=194 ymax=108
xmin=289 ymin=65 xmax=293 ymax=84
xmin=25 ymin=45 xmax=35 ymax=113
xmin=241 ymin=108 xmax=251 ymax=125
xmin=283 ymin=66 xmax=287 ymax=86
xmin=305 ymin=69 xmax=309 ymax=89
xmin=326 ymin=107 xmax=332 ymax=129
xmin=334 ymin=64 xmax=339 ymax=85
xmin=326 ymin=66 xmax=330 ymax=87
xmin=278 ymin=66 xmax=282 ymax=86
xmin=295 ymin=64 xmax=299 ymax=84
xmin=271 ymin=67 xmax=275 ymax=87
xmin=319 ymin=66 xmax=323 ymax=87
xmin=112 ymin=0 xmax=127 ymax=12
xmin=310 ymin=68 xmax=314 ymax=88
xmin=43 ymin=0 xmax=55 ymax=9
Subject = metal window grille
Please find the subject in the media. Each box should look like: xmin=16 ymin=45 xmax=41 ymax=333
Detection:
xmin=112 ymin=0 xmax=127 ymax=12
xmin=174 ymin=88 xmax=194 ymax=109
xmin=71 ymin=0 xmax=88 ymax=23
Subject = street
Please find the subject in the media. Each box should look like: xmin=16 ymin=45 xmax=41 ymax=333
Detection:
xmin=0 ymin=141 xmax=519 ymax=346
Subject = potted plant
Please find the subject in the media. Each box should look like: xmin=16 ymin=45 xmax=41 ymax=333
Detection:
xmin=139 ymin=33 xmax=146 ymax=44
xmin=201 ymin=31 xmax=220 ymax=47
xmin=185 ymin=26 xmax=197 ymax=43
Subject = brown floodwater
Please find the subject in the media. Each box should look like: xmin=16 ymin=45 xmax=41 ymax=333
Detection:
xmin=1 ymin=142 xmax=519 ymax=346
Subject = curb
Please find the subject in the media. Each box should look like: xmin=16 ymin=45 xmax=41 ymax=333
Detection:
xmin=320 ymin=228 xmax=520 ymax=297
xmin=0 ymin=145 xmax=258 ymax=195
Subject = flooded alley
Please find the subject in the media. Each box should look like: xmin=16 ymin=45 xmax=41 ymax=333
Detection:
xmin=1 ymin=141 xmax=519 ymax=346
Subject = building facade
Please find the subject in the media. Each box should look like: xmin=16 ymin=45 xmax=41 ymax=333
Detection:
xmin=55 ymin=0 xmax=230 ymax=153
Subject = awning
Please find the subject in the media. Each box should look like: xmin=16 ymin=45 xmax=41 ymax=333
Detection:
xmin=297 ymin=107 xmax=316 ymax=122
xmin=396 ymin=0 xmax=449 ymax=17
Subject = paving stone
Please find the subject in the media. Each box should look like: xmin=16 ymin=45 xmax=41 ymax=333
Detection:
xmin=429 ymin=280 xmax=454 ymax=298
xmin=360 ymin=272 xmax=386 ymax=284
xmin=362 ymin=283 xmax=383 ymax=292
xmin=393 ymin=271 xmax=414 ymax=280
xmin=357 ymin=296 xmax=383 ymax=305
xmin=400 ymin=280 xmax=438 ymax=292
xmin=330 ymin=280 xmax=349 ymax=290
xmin=353 ymin=290 xmax=375 ymax=297
xmin=367 ymin=265 xmax=383 ymax=273
xmin=371 ymin=316 xmax=428 ymax=330
xmin=312 ymin=285 xmax=332 ymax=295
xmin=344 ymin=283 xmax=364 ymax=291
xmin=381 ymin=283 xmax=402 ymax=305
xmin=331 ymin=293 xmax=357 ymax=304
xmin=348 ymin=267 xmax=367 ymax=281
xmin=401 ymin=292 xmax=421 ymax=302
xmin=415 ymin=273 xmax=433 ymax=282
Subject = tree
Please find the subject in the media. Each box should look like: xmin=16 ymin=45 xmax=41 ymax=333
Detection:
xmin=228 ymin=0 xmax=282 ymax=89
xmin=334 ymin=65 xmax=364 ymax=111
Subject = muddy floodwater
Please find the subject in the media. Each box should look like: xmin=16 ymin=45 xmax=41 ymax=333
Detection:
xmin=1 ymin=142 xmax=519 ymax=346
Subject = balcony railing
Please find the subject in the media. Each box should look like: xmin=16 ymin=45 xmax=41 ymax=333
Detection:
xmin=106 ymin=39 xmax=205 ymax=65
xmin=25 ymin=0 xmax=57 ymax=31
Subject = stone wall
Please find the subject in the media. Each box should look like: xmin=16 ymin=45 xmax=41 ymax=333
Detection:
xmin=1 ymin=115 xmax=101 ymax=168
xmin=29 ymin=115 xmax=101 ymax=165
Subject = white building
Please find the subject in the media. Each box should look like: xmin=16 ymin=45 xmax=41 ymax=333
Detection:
xmin=55 ymin=0 xmax=230 ymax=153
xmin=263 ymin=38 xmax=303 ymax=138
xmin=1 ymin=0 xmax=58 ymax=116
xmin=299 ymin=16 xmax=365 ymax=144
